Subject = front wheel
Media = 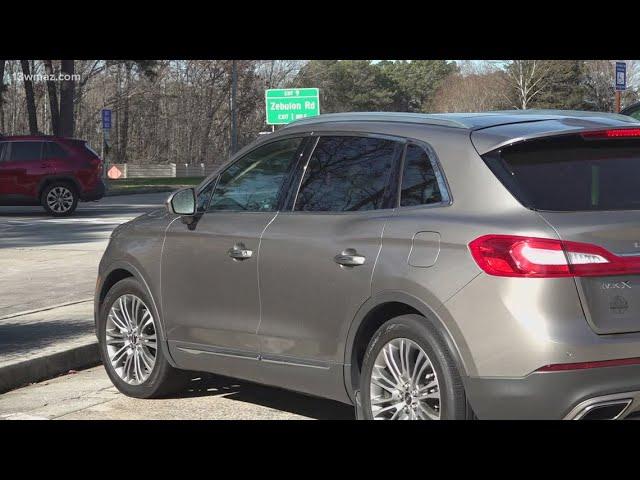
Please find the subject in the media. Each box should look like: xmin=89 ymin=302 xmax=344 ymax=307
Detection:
xmin=98 ymin=278 xmax=189 ymax=398
xmin=360 ymin=314 xmax=473 ymax=420
xmin=41 ymin=183 xmax=78 ymax=216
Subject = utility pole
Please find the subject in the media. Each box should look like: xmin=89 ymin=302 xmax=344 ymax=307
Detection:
xmin=615 ymin=61 xmax=627 ymax=113
xmin=230 ymin=60 xmax=238 ymax=155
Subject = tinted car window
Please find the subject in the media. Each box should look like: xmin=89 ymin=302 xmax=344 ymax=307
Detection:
xmin=294 ymin=136 xmax=399 ymax=212
xmin=10 ymin=142 xmax=42 ymax=162
xmin=400 ymin=144 xmax=443 ymax=207
xmin=208 ymin=137 xmax=302 ymax=212
xmin=0 ymin=142 xmax=6 ymax=162
xmin=45 ymin=142 xmax=68 ymax=159
xmin=484 ymin=135 xmax=640 ymax=211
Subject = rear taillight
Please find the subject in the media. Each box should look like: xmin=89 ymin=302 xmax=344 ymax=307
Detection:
xmin=581 ymin=128 xmax=640 ymax=139
xmin=468 ymin=234 xmax=640 ymax=278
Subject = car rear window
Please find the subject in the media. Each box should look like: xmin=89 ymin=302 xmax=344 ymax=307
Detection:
xmin=482 ymin=135 xmax=640 ymax=211
xmin=44 ymin=142 xmax=68 ymax=158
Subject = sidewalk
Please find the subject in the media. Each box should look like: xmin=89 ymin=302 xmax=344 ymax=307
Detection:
xmin=0 ymin=366 xmax=353 ymax=420
xmin=0 ymin=301 xmax=99 ymax=393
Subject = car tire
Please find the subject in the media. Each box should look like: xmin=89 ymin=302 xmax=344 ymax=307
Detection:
xmin=98 ymin=277 xmax=190 ymax=399
xmin=41 ymin=182 xmax=79 ymax=216
xmin=360 ymin=314 xmax=474 ymax=420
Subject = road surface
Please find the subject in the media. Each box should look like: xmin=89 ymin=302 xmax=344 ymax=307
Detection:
xmin=0 ymin=193 xmax=169 ymax=317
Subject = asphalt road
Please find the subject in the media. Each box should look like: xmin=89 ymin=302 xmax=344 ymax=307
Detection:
xmin=0 ymin=193 xmax=170 ymax=317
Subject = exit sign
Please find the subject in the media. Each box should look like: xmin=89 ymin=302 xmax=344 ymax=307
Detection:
xmin=265 ymin=88 xmax=320 ymax=125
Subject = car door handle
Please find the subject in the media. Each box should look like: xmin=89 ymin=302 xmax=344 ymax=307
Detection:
xmin=228 ymin=244 xmax=253 ymax=260
xmin=334 ymin=249 xmax=366 ymax=267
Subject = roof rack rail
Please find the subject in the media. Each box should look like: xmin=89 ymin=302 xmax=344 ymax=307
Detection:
xmin=282 ymin=112 xmax=469 ymax=129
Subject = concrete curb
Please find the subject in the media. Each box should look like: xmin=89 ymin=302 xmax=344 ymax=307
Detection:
xmin=0 ymin=299 xmax=93 ymax=322
xmin=0 ymin=341 xmax=101 ymax=394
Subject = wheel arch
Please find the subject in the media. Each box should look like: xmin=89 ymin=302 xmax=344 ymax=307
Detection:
xmin=96 ymin=260 xmax=174 ymax=345
xmin=37 ymin=176 xmax=82 ymax=198
xmin=343 ymin=291 xmax=472 ymax=403
xmin=96 ymin=261 xmax=178 ymax=367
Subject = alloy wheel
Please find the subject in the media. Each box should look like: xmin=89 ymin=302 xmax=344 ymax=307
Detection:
xmin=369 ymin=338 xmax=441 ymax=420
xmin=105 ymin=294 xmax=157 ymax=385
xmin=46 ymin=186 xmax=74 ymax=213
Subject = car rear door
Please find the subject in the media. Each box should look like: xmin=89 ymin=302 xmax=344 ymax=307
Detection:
xmin=42 ymin=141 xmax=70 ymax=176
xmin=257 ymin=134 xmax=403 ymax=400
xmin=0 ymin=141 xmax=46 ymax=200
xmin=482 ymin=130 xmax=640 ymax=334
xmin=161 ymin=136 xmax=306 ymax=378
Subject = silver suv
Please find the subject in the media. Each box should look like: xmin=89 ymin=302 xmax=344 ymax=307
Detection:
xmin=95 ymin=111 xmax=640 ymax=420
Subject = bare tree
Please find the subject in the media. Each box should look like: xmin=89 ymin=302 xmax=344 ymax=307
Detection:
xmin=118 ymin=62 xmax=133 ymax=162
xmin=43 ymin=60 xmax=60 ymax=135
xmin=256 ymin=60 xmax=305 ymax=89
xmin=60 ymin=60 xmax=75 ymax=137
xmin=2 ymin=60 xmax=308 ymax=165
xmin=583 ymin=60 xmax=615 ymax=111
xmin=0 ymin=59 xmax=5 ymax=132
xmin=20 ymin=60 xmax=39 ymax=134
xmin=432 ymin=70 xmax=510 ymax=112
xmin=502 ymin=60 xmax=552 ymax=109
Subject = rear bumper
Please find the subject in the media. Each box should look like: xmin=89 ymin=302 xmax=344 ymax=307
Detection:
xmin=80 ymin=178 xmax=106 ymax=201
xmin=465 ymin=364 xmax=640 ymax=419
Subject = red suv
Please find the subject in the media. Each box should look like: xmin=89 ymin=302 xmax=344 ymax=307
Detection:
xmin=0 ymin=136 xmax=105 ymax=216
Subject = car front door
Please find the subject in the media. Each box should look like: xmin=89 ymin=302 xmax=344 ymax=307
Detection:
xmin=257 ymin=134 xmax=403 ymax=400
xmin=0 ymin=141 xmax=46 ymax=201
xmin=161 ymin=136 xmax=307 ymax=378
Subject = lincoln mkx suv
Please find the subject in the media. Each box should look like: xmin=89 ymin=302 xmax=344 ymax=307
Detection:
xmin=95 ymin=110 xmax=640 ymax=420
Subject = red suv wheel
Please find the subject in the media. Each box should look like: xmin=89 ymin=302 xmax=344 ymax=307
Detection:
xmin=41 ymin=182 xmax=78 ymax=216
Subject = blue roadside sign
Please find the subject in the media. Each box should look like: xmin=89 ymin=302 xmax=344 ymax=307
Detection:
xmin=101 ymin=109 xmax=112 ymax=129
xmin=616 ymin=62 xmax=626 ymax=91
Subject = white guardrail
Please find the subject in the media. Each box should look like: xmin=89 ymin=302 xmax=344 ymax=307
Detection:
xmin=109 ymin=163 xmax=218 ymax=178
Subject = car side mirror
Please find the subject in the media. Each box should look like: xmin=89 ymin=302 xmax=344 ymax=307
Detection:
xmin=166 ymin=188 xmax=196 ymax=217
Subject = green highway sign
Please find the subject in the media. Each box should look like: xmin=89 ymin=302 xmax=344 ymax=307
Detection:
xmin=265 ymin=88 xmax=320 ymax=125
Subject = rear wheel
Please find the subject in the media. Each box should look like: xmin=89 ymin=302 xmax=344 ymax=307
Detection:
xmin=360 ymin=314 xmax=473 ymax=420
xmin=41 ymin=182 xmax=78 ymax=216
xmin=98 ymin=278 xmax=190 ymax=398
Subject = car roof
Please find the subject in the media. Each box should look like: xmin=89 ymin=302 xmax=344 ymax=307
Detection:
xmin=0 ymin=135 xmax=83 ymax=142
xmin=283 ymin=110 xmax=637 ymax=130
xmin=283 ymin=110 xmax=640 ymax=155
